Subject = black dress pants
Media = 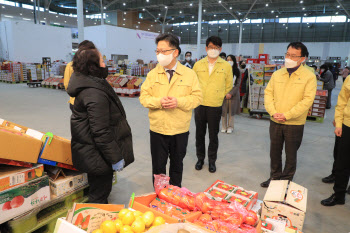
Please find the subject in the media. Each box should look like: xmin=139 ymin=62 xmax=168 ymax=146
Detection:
xmin=333 ymin=124 xmax=350 ymax=198
xmin=269 ymin=120 xmax=304 ymax=181
xmin=150 ymin=130 xmax=189 ymax=187
xmin=88 ymin=171 xmax=113 ymax=204
xmin=195 ymin=105 xmax=222 ymax=164
xmin=331 ymin=136 xmax=341 ymax=176
xmin=326 ymin=89 xmax=333 ymax=109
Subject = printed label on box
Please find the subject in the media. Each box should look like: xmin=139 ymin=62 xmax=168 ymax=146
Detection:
xmin=9 ymin=173 xmax=25 ymax=186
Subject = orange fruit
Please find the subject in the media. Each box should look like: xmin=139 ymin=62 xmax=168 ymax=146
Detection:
xmin=122 ymin=211 xmax=135 ymax=226
xmin=142 ymin=211 xmax=155 ymax=228
xmin=131 ymin=219 xmax=145 ymax=233
xmin=100 ymin=220 xmax=117 ymax=233
xmin=114 ymin=219 xmax=123 ymax=232
xmin=118 ymin=209 xmax=130 ymax=220
xmin=120 ymin=225 xmax=133 ymax=233
xmin=152 ymin=216 xmax=165 ymax=227
xmin=133 ymin=211 xmax=143 ymax=218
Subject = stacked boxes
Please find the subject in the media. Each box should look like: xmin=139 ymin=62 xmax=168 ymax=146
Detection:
xmin=264 ymin=65 xmax=276 ymax=86
xmin=50 ymin=173 xmax=88 ymax=197
xmin=309 ymin=90 xmax=327 ymax=118
xmin=27 ymin=64 xmax=38 ymax=81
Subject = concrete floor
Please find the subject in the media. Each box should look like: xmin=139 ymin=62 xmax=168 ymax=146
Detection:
xmin=0 ymin=80 xmax=349 ymax=233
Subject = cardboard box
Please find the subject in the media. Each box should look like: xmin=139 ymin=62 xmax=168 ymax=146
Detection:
xmin=0 ymin=127 xmax=43 ymax=164
xmin=54 ymin=218 xmax=87 ymax=233
xmin=40 ymin=135 xmax=73 ymax=165
xmin=66 ymin=203 xmax=124 ymax=233
xmin=261 ymin=180 xmax=307 ymax=231
xmin=0 ymin=164 xmax=44 ymax=192
xmin=128 ymin=193 xmax=202 ymax=223
xmin=50 ymin=176 xmax=74 ymax=196
xmin=0 ymin=176 xmax=50 ymax=224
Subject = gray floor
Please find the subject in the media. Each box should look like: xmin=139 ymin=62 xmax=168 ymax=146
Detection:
xmin=0 ymin=80 xmax=349 ymax=233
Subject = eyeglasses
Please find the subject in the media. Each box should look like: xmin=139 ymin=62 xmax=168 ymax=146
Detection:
xmin=155 ymin=49 xmax=176 ymax=55
xmin=207 ymin=46 xmax=220 ymax=50
xmin=285 ymin=53 xmax=303 ymax=59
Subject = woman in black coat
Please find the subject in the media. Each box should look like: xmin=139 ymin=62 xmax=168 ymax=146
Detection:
xmin=67 ymin=48 xmax=134 ymax=204
xmin=319 ymin=64 xmax=335 ymax=109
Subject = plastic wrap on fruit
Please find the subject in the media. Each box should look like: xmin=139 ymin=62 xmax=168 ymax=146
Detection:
xmin=243 ymin=210 xmax=258 ymax=226
xmin=240 ymin=223 xmax=257 ymax=233
xmin=154 ymin=174 xmax=170 ymax=194
xmin=228 ymin=199 xmax=249 ymax=220
xmin=194 ymin=192 xmax=216 ymax=213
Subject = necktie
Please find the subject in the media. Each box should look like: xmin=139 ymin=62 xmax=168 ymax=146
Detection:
xmin=167 ymin=70 xmax=174 ymax=83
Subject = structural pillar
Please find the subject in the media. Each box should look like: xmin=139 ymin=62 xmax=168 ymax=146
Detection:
xmin=237 ymin=22 xmax=243 ymax=56
xmin=196 ymin=0 xmax=203 ymax=60
xmin=33 ymin=0 xmax=37 ymax=24
xmin=77 ymin=0 xmax=84 ymax=43
xmin=100 ymin=0 xmax=104 ymax=25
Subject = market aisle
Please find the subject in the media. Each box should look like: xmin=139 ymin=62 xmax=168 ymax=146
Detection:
xmin=0 ymin=80 xmax=349 ymax=232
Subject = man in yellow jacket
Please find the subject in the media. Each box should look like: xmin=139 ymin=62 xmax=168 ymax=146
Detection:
xmin=261 ymin=42 xmax=317 ymax=188
xmin=140 ymin=34 xmax=202 ymax=187
xmin=193 ymin=36 xmax=233 ymax=173
xmin=321 ymin=75 xmax=350 ymax=206
xmin=64 ymin=40 xmax=96 ymax=110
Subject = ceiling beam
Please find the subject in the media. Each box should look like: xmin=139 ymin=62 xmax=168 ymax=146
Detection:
xmin=219 ymin=2 xmax=241 ymax=21
xmin=336 ymin=0 xmax=350 ymax=18
xmin=243 ymin=0 xmax=258 ymax=20
xmin=144 ymin=8 xmax=162 ymax=25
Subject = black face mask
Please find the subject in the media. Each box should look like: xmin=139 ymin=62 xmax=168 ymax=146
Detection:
xmin=241 ymin=64 xmax=246 ymax=69
xmin=100 ymin=67 xmax=109 ymax=79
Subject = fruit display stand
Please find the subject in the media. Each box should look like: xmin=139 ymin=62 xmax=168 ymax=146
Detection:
xmin=1 ymin=185 xmax=89 ymax=233
xmin=306 ymin=90 xmax=327 ymax=123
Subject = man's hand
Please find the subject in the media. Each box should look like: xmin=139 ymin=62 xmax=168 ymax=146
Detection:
xmin=160 ymin=97 xmax=170 ymax=108
xmin=332 ymin=120 xmax=336 ymax=127
xmin=163 ymin=97 xmax=178 ymax=109
xmin=335 ymin=127 xmax=342 ymax=137
xmin=273 ymin=113 xmax=286 ymax=122
xmin=226 ymin=94 xmax=232 ymax=100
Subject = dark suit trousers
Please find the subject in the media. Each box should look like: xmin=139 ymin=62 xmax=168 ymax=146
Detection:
xmin=331 ymin=136 xmax=341 ymax=175
xmin=88 ymin=172 xmax=113 ymax=204
xmin=333 ymin=124 xmax=350 ymax=198
xmin=195 ymin=105 xmax=222 ymax=164
xmin=150 ymin=130 xmax=189 ymax=187
xmin=269 ymin=120 xmax=304 ymax=181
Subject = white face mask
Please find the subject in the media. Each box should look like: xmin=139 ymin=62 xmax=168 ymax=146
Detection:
xmin=157 ymin=50 xmax=175 ymax=67
xmin=228 ymin=61 xmax=234 ymax=66
xmin=284 ymin=58 xmax=301 ymax=69
xmin=185 ymin=57 xmax=191 ymax=61
xmin=207 ymin=49 xmax=220 ymax=59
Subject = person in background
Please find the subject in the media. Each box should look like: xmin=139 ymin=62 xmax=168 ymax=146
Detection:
xmin=181 ymin=51 xmax=195 ymax=69
xmin=321 ymin=76 xmax=350 ymax=206
xmin=303 ymin=51 xmax=315 ymax=73
xmin=139 ymin=34 xmax=202 ymax=187
xmin=220 ymin=52 xmax=227 ymax=60
xmin=67 ymin=48 xmax=134 ymax=203
xmin=340 ymin=66 xmax=350 ymax=83
xmin=310 ymin=65 xmax=320 ymax=77
xmin=261 ymin=42 xmax=317 ymax=188
xmin=64 ymin=40 xmax=96 ymax=110
xmin=193 ymin=36 xmax=233 ymax=173
xmin=330 ymin=65 xmax=340 ymax=86
xmin=221 ymin=55 xmax=241 ymax=134
xmin=318 ymin=64 xmax=335 ymax=109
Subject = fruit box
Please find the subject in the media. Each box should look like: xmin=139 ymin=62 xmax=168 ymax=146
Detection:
xmin=261 ymin=180 xmax=307 ymax=231
xmin=50 ymin=173 xmax=88 ymax=197
xmin=66 ymin=203 xmax=124 ymax=233
xmin=0 ymin=175 xmax=50 ymax=224
xmin=0 ymin=127 xmax=43 ymax=164
xmin=128 ymin=193 xmax=202 ymax=223
xmin=54 ymin=218 xmax=87 ymax=233
xmin=234 ymin=188 xmax=258 ymax=201
xmin=0 ymin=164 xmax=44 ymax=192
xmin=205 ymin=188 xmax=229 ymax=201
xmin=224 ymin=193 xmax=251 ymax=208
xmin=40 ymin=134 xmax=73 ymax=165
xmin=214 ymin=182 xmax=237 ymax=192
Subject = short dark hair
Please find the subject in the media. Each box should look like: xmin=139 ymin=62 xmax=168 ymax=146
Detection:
xmin=220 ymin=52 xmax=227 ymax=58
xmin=185 ymin=51 xmax=192 ymax=56
xmin=287 ymin=42 xmax=308 ymax=57
xmin=73 ymin=49 xmax=101 ymax=77
xmin=78 ymin=40 xmax=96 ymax=50
xmin=206 ymin=36 xmax=222 ymax=47
xmin=320 ymin=64 xmax=329 ymax=71
xmin=156 ymin=33 xmax=181 ymax=56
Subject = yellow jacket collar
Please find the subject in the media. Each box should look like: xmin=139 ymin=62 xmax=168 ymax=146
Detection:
xmin=156 ymin=61 xmax=184 ymax=76
xmin=281 ymin=64 xmax=304 ymax=76
xmin=203 ymin=56 xmax=225 ymax=64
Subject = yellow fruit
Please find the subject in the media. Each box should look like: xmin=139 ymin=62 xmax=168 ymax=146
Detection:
xmin=120 ymin=225 xmax=133 ymax=233
xmin=92 ymin=229 xmax=103 ymax=233
xmin=35 ymin=168 xmax=43 ymax=177
xmin=131 ymin=219 xmax=145 ymax=233
xmin=133 ymin=211 xmax=143 ymax=218
xmin=118 ymin=209 xmax=130 ymax=220
xmin=152 ymin=216 xmax=165 ymax=227
xmin=114 ymin=219 xmax=123 ymax=232
xmin=142 ymin=211 xmax=155 ymax=228
xmin=134 ymin=216 xmax=143 ymax=222
xmin=122 ymin=211 xmax=135 ymax=226
xmin=100 ymin=220 xmax=117 ymax=233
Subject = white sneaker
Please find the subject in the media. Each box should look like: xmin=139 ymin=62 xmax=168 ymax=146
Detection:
xmin=227 ymin=128 xmax=233 ymax=134
xmin=221 ymin=129 xmax=226 ymax=133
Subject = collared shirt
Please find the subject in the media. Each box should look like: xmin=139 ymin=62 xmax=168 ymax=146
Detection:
xmin=164 ymin=61 xmax=178 ymax=81
xmin=208 ymin=57 xmax=217 ymax=76
xmin=287 ymin=65 xmax=301 ymax=76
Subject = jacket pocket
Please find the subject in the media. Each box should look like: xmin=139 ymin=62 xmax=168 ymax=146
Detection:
xmin=151 ymin=80 xmax=167 ymax=97
xmin=175 ymin=80 xmax=192 ymax=97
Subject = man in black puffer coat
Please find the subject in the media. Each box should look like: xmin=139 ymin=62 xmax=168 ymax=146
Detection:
xmin=67 ymin=48 xmax=134 ymax=203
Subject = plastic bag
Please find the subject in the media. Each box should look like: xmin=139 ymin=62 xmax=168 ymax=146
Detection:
xmin=154 ymin=174 xmax=170 ymax=194
xmin=157 ymin=184 xmax=196 ymax=211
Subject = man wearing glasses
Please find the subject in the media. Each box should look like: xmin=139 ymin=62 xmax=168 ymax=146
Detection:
xmin=193 ymin=36 xmax=233 ymax=173
xmin=140 ymin=34 xmax=202 ymax=187
xmin=261 ymin=42 xmax=317 ymax=188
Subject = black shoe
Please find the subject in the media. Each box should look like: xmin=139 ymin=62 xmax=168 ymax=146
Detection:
xmin=209 ymin=163 xmax=216 ymax=173
xmin=347 ymin=186 xmax=350 ymax=195
xmin=195 ymin=160 xmax=204 ymax=170
xmin=260 ymin=178 xmax=271 ymax=188
xmin=322 ymin=174 xmax=335 ymax=183
xmin=321 ymin=194 xmax=345 ymax=206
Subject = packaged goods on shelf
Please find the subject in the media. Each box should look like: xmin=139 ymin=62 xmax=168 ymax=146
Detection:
xmin=127 ymin=77 xmax=143 ymax=89
xmin=50 ymin=173 xmax=88 ymax=197
xmin=114 ymin=76 xmax=129 ymax=88
xmin=0 ymin=176 xmax=51 ymax=224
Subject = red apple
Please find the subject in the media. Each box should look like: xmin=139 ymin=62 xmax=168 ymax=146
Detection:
xmin=2 ymin=201 xmax=12 ymax=211
xmin=10 ymin=196 xmax=25 ymax=208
